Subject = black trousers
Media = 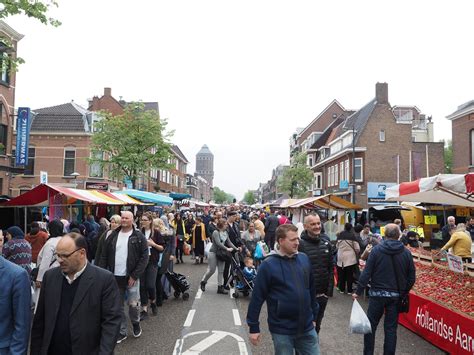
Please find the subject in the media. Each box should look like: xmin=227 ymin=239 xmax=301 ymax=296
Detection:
xmin=315 ymin=295 xmax=329 ymax=333
xmin=175 ymin=240 xmax=184 ymax=261
xmin=337 ymin=264 xmax=356 ymax=293
xmin=264 ymin=231 xmax=275 ymax=250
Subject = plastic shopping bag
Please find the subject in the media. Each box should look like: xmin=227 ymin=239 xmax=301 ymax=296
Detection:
xmin=349 ymin=299 xmax=372 ymax=334
xmin=254 ymin=243 xmax=264 ymax=260
xmin=204 ymin=241 xmax=212 ymax=258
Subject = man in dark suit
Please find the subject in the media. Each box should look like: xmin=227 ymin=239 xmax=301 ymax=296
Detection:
xmin=31 ymin=233 xmax=121 ymax=355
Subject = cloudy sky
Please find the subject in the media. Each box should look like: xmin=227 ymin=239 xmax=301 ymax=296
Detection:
xmin=7 ymin=0 xmax=474 ymax=199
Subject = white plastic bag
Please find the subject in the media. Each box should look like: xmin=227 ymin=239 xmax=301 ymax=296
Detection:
xmin=204 ymin=241 xmax=212 ymax=258
xmin=349 ymin=299 xmax=372 ymax=334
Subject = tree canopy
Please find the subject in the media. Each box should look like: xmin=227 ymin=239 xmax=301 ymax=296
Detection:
xmin=89 ymin=103 xmax=174 ymax=189
xmin=213 ymin=186 xmax=235 ymax=204
xmin=243 ymin=190 xmax=256 ymax=205
xmin=277 ymin=152 xmax=313 ymax=198
xmin=443 ymin=139 xmax=452 ymax=173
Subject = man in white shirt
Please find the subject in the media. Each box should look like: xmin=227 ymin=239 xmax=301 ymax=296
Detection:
xmin=98 ymin=211 xmax=149 ymax=343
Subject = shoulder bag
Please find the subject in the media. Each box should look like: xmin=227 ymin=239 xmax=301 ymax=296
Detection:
xmin=390 ymin=255 xmax=410 ymax=313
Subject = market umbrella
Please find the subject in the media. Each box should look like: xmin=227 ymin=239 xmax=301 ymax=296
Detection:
xmin=385 ymin=173 xmax=474 ymax=207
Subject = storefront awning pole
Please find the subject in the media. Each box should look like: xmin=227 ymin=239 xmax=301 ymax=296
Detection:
xmin=24 ymin=206 xmax=27 ymax=232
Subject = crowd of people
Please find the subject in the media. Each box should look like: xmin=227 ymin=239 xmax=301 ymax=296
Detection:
xmin=0 ymin=207 xmax=473 ymax=354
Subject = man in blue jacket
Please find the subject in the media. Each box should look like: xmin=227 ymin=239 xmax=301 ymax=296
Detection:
xmin=353 ymin=223 xmax=416 ymax=355
xmin=0 ymin=256 xmax=31 ymax=355
xmin=246 ymin=224 xmax=320 ymax=355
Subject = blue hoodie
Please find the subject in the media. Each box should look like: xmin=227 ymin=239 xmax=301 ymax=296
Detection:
xmin=246 ymin=252 xmax=319 ymax=335
xmin=356 ymin=239 xmax=416 ymax=295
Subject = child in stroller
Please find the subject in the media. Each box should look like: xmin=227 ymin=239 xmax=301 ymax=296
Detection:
xmin=234 ymin=257 xmax=256 ymax=297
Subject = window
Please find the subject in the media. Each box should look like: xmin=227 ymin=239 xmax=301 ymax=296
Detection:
xmin=89 ymin=151 xmax=103 ymax=178
xmin=334 ymin=164 xmax=339 ymax=186
xmin=345 ymin=160 xmax=349 ymax=181
xmin=326 ymin=167 xmax=330 ymax=188
xmin=379 ymin=130 xmax=385 ymax=142
xmin=314 ymin=173 xmax=322 ymax=189
xmin=340 ymin=162 xmax=344 ymax=181
xmin=24 ymin=148 xmax=35 ymax=175
xmin=64 ymin=148 xmax=76 ymax=176
xmin=471 ymin=130 xmax=474 ymax=165
xmin=354 ymin=158 xmax=363 ymax=182
xmin=308 ymin=156 xmax=313 ymax=167
xmin=0 ymin=124 xmax=6 ymax=154
xmin=0 ymin=52 xmax=10 ymax=84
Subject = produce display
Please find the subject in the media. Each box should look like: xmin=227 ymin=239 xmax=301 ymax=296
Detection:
xmin=412 ymin=261 xmax=474 ymax=317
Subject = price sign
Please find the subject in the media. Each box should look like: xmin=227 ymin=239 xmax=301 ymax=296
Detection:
xmin=446 ymin=253 xmax=464 ymax=273
xmin=424 ymin=215 xmax=437 ymax=225
xmin=456 ymin=208 xmax=470 ymax=217
xmin=380 ymin=226 xmax=385 ymax=236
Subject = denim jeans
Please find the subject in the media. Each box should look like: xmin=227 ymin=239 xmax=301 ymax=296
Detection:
xmin=364 ymin=296 xmax=399 ymax=355
xmin=116 ymin=277 xmax=141 ymax=336
xmin=315 ymin=296 xmax=328 ymax=333
xmin=271 ymin=329 xmax=320 ymax=355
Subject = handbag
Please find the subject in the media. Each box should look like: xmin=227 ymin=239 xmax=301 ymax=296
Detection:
xmin=215 ymin=247 xmax=231 ymax=262
xmin=390 ymin=254 xmax=410 ymax=313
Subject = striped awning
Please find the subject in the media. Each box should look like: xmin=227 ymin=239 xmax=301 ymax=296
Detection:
xmin=286 ymin=194 xmax=362 ymax=210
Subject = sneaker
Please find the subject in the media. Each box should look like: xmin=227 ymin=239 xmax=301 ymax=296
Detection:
xmin=140 ymin=310 xmax=148 ymax=321
xmin=132 ymin=323 xmax=142 ymax=338
xmin=200 ymin=281 xmax=206 ymax=292
xmin=116 ymin=334 xmax=127 ymax=344
xmin=151 ymin=303 xmax=158 ymax=316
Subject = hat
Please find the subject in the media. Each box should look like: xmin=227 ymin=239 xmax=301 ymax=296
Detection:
xmin=6 ymin=226 xmax=25 ymax=239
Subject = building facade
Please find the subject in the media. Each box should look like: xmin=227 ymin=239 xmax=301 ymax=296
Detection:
xmin=0 ymin=21 xmax=23 ymax=196
xmin=308 ymin=83 xmax=444 ymax=208
xmin=446 ymin=100 xmax=474 ymax=173
xmin=152 ymin=145 xmax=189 ymax=194
xmin=10 ymin=102 xmax=122 ymax=196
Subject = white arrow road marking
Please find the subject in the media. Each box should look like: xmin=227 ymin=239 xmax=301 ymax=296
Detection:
xmin=174 ymin=330 xmax=248 ymax=355
xmin=195 ymin=289 xmax=202 ymax=299
xmin=183 ymin=310 xmax=196 ymax=327
xmin=232 ymin=309 xmax=242 ymax=326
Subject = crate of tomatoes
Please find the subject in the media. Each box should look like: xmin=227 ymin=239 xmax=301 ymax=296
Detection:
xmin=412 ymin=261 xmax=474 ymax=318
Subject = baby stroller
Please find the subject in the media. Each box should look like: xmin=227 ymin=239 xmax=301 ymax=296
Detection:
xmin=228 ymin=253 xmax=254 ymax=298
xmin=165 ymin=271 xmax=190 ymax=300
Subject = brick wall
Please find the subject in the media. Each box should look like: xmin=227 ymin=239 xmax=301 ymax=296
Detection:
xmin=451 ymin=113 xmax=474 ymax=173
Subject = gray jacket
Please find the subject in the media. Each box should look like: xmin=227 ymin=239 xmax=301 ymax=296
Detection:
xmin=210 ymin=230 xmax=237 ymax=253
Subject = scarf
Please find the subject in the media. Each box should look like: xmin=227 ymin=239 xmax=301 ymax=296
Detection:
xmin=192 ymin=223 xmax=207 ymax=248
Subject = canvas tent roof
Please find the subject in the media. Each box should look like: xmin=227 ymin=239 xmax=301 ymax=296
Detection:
xmin=285 ymin=194 xmax=362 ymax=210
xmin=0 ymin=184 xmax=145 ymax=207
xmin=117 ymin=189 xmax=173 ymax=206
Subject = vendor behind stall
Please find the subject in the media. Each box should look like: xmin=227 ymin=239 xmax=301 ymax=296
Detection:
xmin=400 ymin=231 xmax=421 ymax=248
xmin=439 ymin=223 xmax=472 ymax=263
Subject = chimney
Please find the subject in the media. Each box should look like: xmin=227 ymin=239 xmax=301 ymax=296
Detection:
xmin=104 ymin=87 xmax=112 ymax=96
xmin=375 ymin=82 xmax=388 ymax=104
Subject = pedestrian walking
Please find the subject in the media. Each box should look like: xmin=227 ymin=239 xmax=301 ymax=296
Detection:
xmin=298 ymin=213 xmax=334 ymax=334
xmin=242 ymin=222 xmax=261 ymax=264
xmin=264 ymin=210 xmax=279 ymax=250
xmin=2 ymin=226 xmax=32 ymax=275
xmin=139 ymin=212 xmax=165 ymax=320
xmin=31 ymin=233 xmax=121 ymax=355
xmin=336 ymin=223 xmax=360 ymax=294
xmin=246 ymin=224 xmax=320 ymax=355
xmin=352 ymin=223 xmax=416 ymax=355
xmin=98 ymin=211 xmax=149 ymax=343
xmin=172 ymin=213 xmax=186 ymax=264
xmin=200 ymin=218 xmax=238 ymax=295
xmin=0 ymin=257 xmax=31 ymax=355
xmin=192 ymin=217 xmax=207 ymax=264
xmin=95 ymin=214 xmax=121 ymax=262
xmin=25 ymin=222 xmax=48 ymax=264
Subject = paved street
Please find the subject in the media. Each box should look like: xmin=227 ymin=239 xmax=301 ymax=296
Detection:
xmin=116 ymin=255 xmax=445 ymax=354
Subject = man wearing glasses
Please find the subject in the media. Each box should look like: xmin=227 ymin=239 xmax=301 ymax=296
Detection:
xmin=98 ymin=211 xmax=149 ymax=343
xmin=30 ymin=233 xmax=121 ymax=355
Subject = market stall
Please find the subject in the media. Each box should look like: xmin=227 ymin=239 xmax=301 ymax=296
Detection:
xmin=383 ymin=174 xmax=474 ymax=354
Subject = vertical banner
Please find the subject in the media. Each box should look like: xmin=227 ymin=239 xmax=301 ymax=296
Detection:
xmin=15 ymin=107 xmax=31 ymax=166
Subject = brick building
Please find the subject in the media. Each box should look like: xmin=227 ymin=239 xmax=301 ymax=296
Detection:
xmin=0 ymin=21 xmax=23 ymax=196
xmin=446 ymin=100 xmax=474 ymax=173
xmin=10 ymin=102 xmax=122 ymax=196
xmin=307 ymin=83 xmax=444 ymax=208
xmin=88 ymin=87 xmax=188 ymax=193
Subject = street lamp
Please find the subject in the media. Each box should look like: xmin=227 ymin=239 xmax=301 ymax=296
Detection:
xmin=70 ymin=172 xmax=80 ymax=188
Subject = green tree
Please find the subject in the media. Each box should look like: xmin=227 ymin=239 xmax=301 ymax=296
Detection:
xmin=1 ymin=1 xmax=61 ymax=71
xmin=213 ymin=186 xmax=235 ymax=204
xmin=443 ymin=139 xmax=452 ymax=173
xmin=277 ymin=152 xmax=313 ymax=198
xmin=89 ymin=103 xmax=173 ymax=189
xmin=243 ymin=190 xmax=256 ymax=205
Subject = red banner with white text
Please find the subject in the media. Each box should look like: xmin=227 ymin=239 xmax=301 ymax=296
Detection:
xmin=399 ymin=292 xmax=474 ymax=355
